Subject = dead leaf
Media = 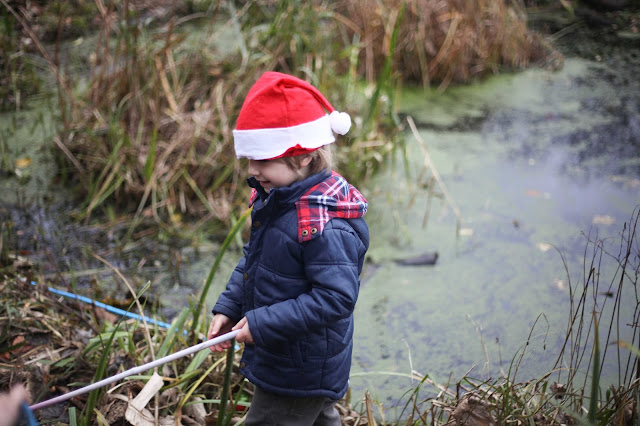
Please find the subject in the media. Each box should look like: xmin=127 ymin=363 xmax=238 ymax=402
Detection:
xmin=93 ymin=307 xmax=118 ymax=324
xmin=125 ymin=372 xmax=166 ymax=426
xmin=15 ymin=157 xmax=32 ymax=169
xmin=103 ymin=397 xmax=128 ymax=425
xmin=181 ymin=415 xmax=202 ymax=425
xmin=610 ymin=175 xmax=640 ymax=189
xmin=452 ymin=395 xmax=497 ymax=426
xmin=159 ymin=386 xmax=180 ymax=407
xmin=0 ymin=335 xmax=34 ymax=360
xmin=184 ymin=397 xmax=207 ymax=424
xmin=553 ymin=278 xmax=566 ymax=291
xmin=612 ymin=400 xmax=635 ymax=425
xmin=550 ymin=383 xmax=566 ymax=399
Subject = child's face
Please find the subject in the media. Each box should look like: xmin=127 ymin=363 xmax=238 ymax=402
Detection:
xmin=248 ymin=157 xmax=311 ymax=191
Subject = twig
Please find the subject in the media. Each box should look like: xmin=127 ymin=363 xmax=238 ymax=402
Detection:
xmin=546 ymin=21 xmax=585 ymax=43
xmin=91 ymin=253 xmax=156 ymax=362
xmin=406 ymin=115 xmax=463 ymax=233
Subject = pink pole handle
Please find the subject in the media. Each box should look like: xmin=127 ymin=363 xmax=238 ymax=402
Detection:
xmin=30 ymin=330 xmax=240 ymax=411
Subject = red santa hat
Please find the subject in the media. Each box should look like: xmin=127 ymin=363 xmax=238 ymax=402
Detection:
xmin=233 ymin=71 xmax=352 ymax=160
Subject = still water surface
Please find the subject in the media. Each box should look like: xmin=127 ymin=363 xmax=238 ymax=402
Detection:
xmin=349 ymin=56 xmax=639 ymax=412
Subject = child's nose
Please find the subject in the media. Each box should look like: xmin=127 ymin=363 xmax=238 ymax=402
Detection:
xmin=248 ymin=160 xmax=258 ymax=176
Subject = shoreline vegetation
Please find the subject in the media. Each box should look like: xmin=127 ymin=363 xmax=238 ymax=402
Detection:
xmin=2 ymin=0 xmax=640 ymax=424
xmin=3 ymin=208 xmax=638 ymax=425
xmin=2 ymin=0 xmax=560 ymax=235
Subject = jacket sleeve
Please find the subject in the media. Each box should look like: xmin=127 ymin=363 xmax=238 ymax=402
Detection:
xmin=212 ymin=242 xmax=249 ymax=322
xmin=247 ymin=220 xmax=364 ymax=346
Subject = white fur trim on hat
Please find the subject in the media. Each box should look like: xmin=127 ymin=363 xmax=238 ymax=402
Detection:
xmin=329 ymin=111 xmax=351 ymax=135
xmin=233 ymin=114 xmax=335 ymax=160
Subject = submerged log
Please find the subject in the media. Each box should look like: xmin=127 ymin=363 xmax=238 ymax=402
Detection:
xmin=394 ymin=252 xmax=439 ymax=266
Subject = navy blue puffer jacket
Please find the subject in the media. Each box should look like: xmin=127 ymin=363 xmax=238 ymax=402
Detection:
xmin=213 ymin=169 xmax=369 ymax=400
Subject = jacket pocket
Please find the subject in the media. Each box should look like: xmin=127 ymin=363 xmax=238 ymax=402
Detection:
xmin=290 ymin=337 xmax=308 ymax=369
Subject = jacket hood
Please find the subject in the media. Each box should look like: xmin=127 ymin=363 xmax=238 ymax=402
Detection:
xmin=246 ymin=170 xmax=367 ymax=243
xmin=295 ymin=171 xmax=367 ymax=242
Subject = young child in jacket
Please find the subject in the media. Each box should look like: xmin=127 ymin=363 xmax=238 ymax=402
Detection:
xmin=207 ymin=71 xmax=369 ymax=425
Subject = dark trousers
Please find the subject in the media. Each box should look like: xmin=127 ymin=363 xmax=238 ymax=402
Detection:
xmin=244 ymin=386 xmax=342 ymax=426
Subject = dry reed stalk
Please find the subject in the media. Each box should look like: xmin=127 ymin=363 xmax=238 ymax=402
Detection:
xmin=35 ymin=0 xmax=560 ymax=238
xmin=364 ymin=390 xmax=377 ymax=426
xmin=406 ymin=115 xmax=462 ymax=233
xmin=339 ymin=0 xmax=557 ymax=89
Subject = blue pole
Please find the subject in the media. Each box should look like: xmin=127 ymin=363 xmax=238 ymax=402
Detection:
xmin=29 ymin=281 xmax=173 ymax=329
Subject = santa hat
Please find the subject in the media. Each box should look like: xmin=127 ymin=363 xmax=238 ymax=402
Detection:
xmin=233 ymin=71 xmax=352 ymax=160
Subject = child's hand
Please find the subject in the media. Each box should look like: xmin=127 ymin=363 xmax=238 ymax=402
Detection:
xmin=232 ymin=317 xmax=254 ymax=345
xmin=0 ymin=384 xmax=28 ymax=426
xmin=208 ymin=314 xmax=235 ymax=352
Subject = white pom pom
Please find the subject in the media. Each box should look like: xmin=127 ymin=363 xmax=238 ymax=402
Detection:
xmin=330 ymin=110 xmax=351 ymax=135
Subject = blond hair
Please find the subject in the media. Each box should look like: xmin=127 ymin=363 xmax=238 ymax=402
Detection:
xmin=283 ymin=144 xmax=334 ymax=176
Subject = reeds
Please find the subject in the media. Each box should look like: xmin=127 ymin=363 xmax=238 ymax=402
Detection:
xmin=338 ymin=0 xmax=560 ymax=92
xmin=550 ymin=206 xmax=640 ymax=424
xmin=4 ymin=0 xmax=556 ymax=242
xmin=350 ymin=207 xmax=640 ymax=425
xmin=0 ymin=217 xmax=252 ymax=425
xmin=46 ymin=0 xmax=391 ymax=237
xmin=0 ymin=275 xmax=247 ymax=424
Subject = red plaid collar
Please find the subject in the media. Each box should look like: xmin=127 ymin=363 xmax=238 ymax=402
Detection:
xmin=248 ymin=188 xmax=260 ymax=207
xmin=295 ymin=171 xmax=367 ymax=242
xmin=247 ymin=172 xmax=367 ymax=243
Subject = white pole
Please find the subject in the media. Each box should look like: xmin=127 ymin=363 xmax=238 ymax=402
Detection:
xmin=30 ymin=330 xmax=240 ymax=411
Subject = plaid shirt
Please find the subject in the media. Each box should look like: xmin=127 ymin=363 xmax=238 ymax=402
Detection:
xmin=248 ymin=171 xmax=367 ymax=243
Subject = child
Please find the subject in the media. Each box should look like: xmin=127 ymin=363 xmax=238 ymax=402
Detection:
xmin=207 ymin=71 xmax=369 ymax=425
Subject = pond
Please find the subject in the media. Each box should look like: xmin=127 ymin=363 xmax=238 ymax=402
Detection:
xmin=1 ymin=12 xmax=639 ymax=420
xmin=348 ymin=31 xmax=640 ymax=414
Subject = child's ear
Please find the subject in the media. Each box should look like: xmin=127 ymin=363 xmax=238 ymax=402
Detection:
xmin=299 ymin=155 xmax=312 ymax=168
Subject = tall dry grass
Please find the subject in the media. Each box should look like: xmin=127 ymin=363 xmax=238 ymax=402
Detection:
xmin=50 ymin=0 xmax=406 ymax=237
xmin=339 ymin=0 xmax=560 ymax=91
xmin=6 ymin=0 xmax=559 ymax=237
